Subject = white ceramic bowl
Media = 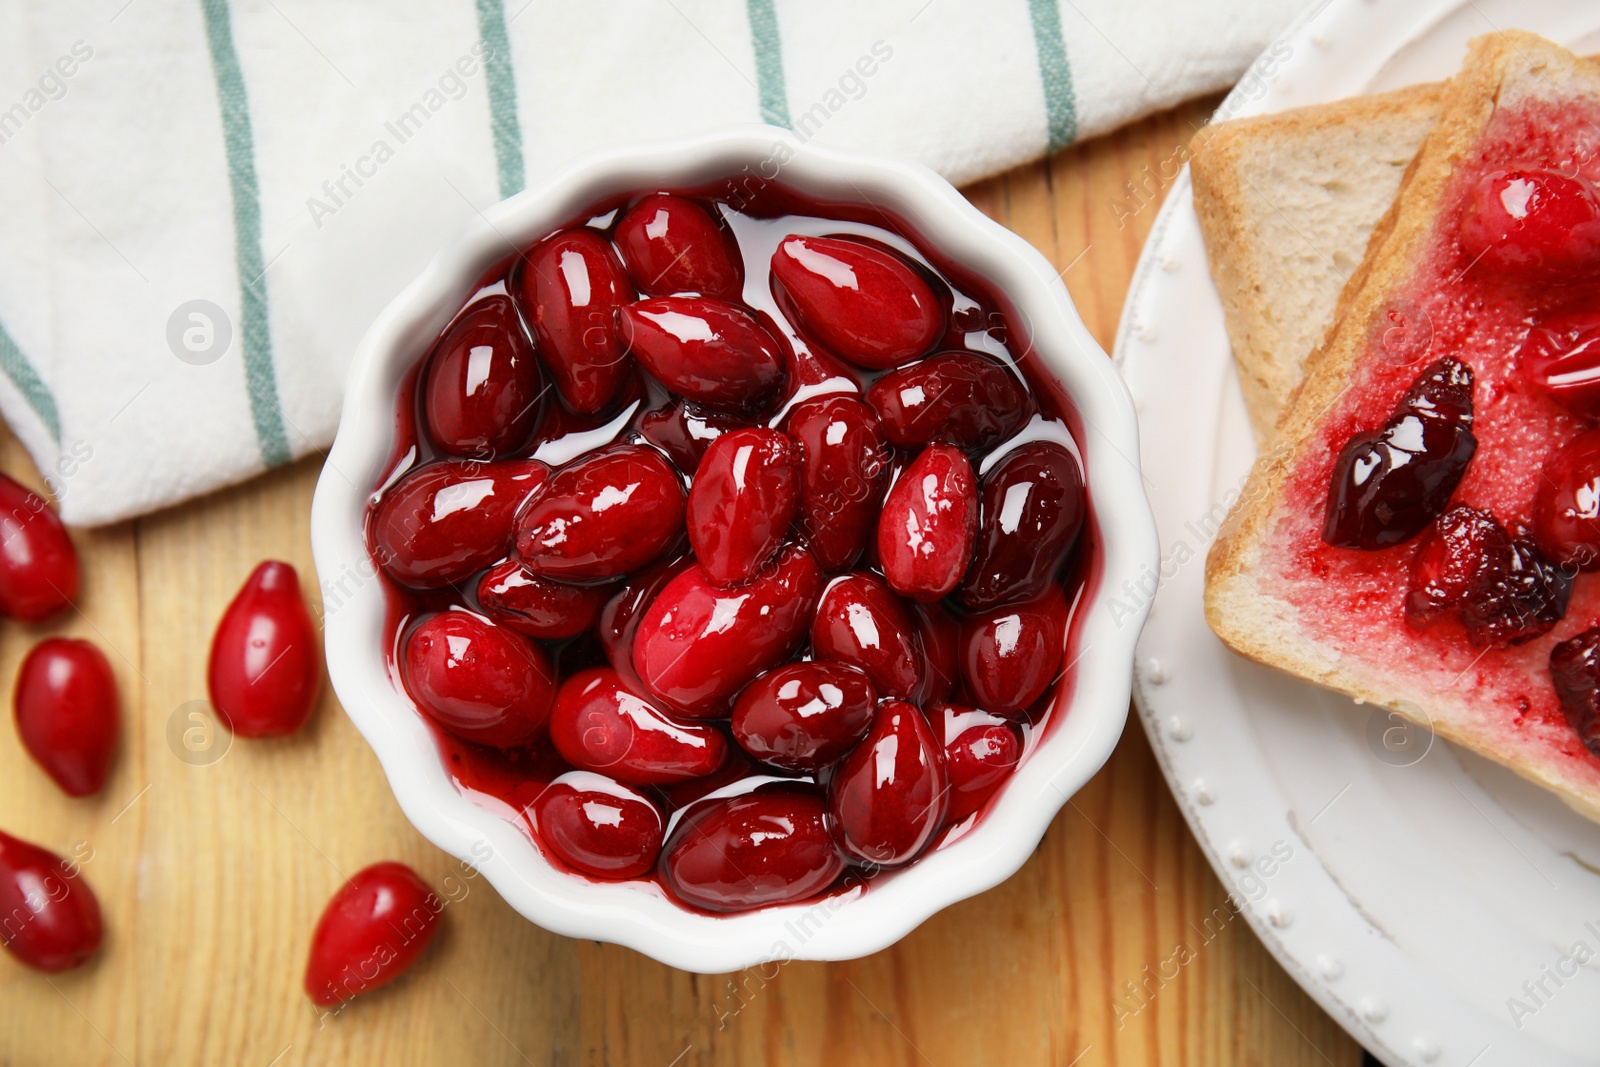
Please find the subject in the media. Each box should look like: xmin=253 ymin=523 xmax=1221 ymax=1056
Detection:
xmin=309 ymin=126 xmax=1158 ymax=973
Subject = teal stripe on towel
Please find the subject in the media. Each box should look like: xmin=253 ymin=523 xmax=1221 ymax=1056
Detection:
xmin=476 ymin=0 xmax=526 ymax=198
xmin=200 ymin=0 xmax=291 ymax=468
xmin=0 ymin=320 xmax=60 ymax=443
xmin=745 ymin=0 xmax=790 ymax=127
xmin=1027 ymin=0 xmax=1078 ymax=152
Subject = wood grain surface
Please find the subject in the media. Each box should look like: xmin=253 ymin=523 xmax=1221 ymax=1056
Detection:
xmin=0 ymin=95 xmax=1365 ymax=1067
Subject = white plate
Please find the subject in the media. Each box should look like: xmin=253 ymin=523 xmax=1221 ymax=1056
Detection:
xmin=1116 ymin=2 xmax=1600 ymax=1064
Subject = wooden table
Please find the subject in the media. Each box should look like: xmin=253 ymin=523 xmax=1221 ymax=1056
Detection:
xmin=0 ymin=96 xmax=1368 ymax=1066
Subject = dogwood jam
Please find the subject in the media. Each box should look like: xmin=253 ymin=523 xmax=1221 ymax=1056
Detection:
xmin=366 ymin=177 xmax=1100 ymax=913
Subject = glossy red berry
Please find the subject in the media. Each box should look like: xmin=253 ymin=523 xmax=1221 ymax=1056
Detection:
xmin=959 ymin=584 xmax=1069 ymax=715
xmin=686 ymin=428 xmax=800 ymax=586
xmin=934 ymin=703 xmax=1021 ymax=822
xmin=371 ymin=459 xmax=548 ymax=588
xmin=828 ymin=700 xmax=947 ymax=867
xmin=515 ymin=229 xmax=635 ymax=413
xmin=15 ymin=638 xmax=118 ymax=797
xmin=532 ymin=771 xmax=665 ymax=879
xmin=784 ymin=395 xmax=890 ymax=571
xmin=0 ymin=831 xmax=101 ymax=973
xmin=1323 ymin=358 xmax=1476 ymax=549
xmin=959 ymin=441 xmax=1086 ymax=610
xmin=304 ymin=862 xmax=441 ymax=1006
xmin=810 ymin=573 xmax=924 ymax=701
xmin=770 ymin=235 xmax=943 ymax=369
xmin=1460 ymin=169 xmax=1600 ymax=283
xmin=619 ymin=297 xmax=786 ymax=413
xmin=660 ymin=785 xmax=843 ymax=911
xmin=549 ymin=668 xmax=728 ymax=785
xmin=730 ymin=661 xmax=876 ymax=772
xmin=878 ymin=443 xmax=977 ymax=601
xmin=1405 ymin=506 xmax=1511 ymax=628
xmin=515 ymin=445 xmax=685 ymax=581
xmin=1535 ymin=429 xmax=1600 ymax=570
xmin=1551 ymin=628 xmax=1600 ymax=759
xmin=422 ymin=294 xmax=541 ymax=458
xmin=1519 ymin=307 xmax=1600 ymax=416
xmin=1406 ymin=505 xmax=1571 ymax=648
xmin=613 ymin=194 xmax=743 ymax=300
xmin=208 ymin=561 xmax=321 ymax=739
xmin=638 ymin=400 xmax=752 ymax=475
xmin=402 ymin=610 xmax=555 ymax=748
xmin=864 ymin=352 xmax=1029 ymax=450
xmin=1471 ymin=535 xmax=1571 ymax=648
xmin=476 ymin=560 xmax=610 ymax=639
xmin=1472 ymin=537 xmax=1574 ymax=646
xmin=632 ymin=544 xmax=822 ymax=716
xmin=0 ymin=473 xmax=78 ymax=623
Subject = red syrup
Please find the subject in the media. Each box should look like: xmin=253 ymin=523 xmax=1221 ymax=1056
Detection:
xmin=367 ymin=178 xmax=1101 ymax=913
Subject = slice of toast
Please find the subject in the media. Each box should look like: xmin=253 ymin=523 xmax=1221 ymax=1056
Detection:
xmin=1206 ymin=31 xmax=1600 ymax=822
xmin=1192 ymin=84 xmax=1445 ymax=443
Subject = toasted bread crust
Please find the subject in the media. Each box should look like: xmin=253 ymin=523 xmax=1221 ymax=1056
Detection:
xmin=1204 ymin=32 xmax=1600 ymax=823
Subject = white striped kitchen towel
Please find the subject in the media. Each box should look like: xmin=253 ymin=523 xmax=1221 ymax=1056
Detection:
xmin=0 ymin=0 xmax=1305 ymax=525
